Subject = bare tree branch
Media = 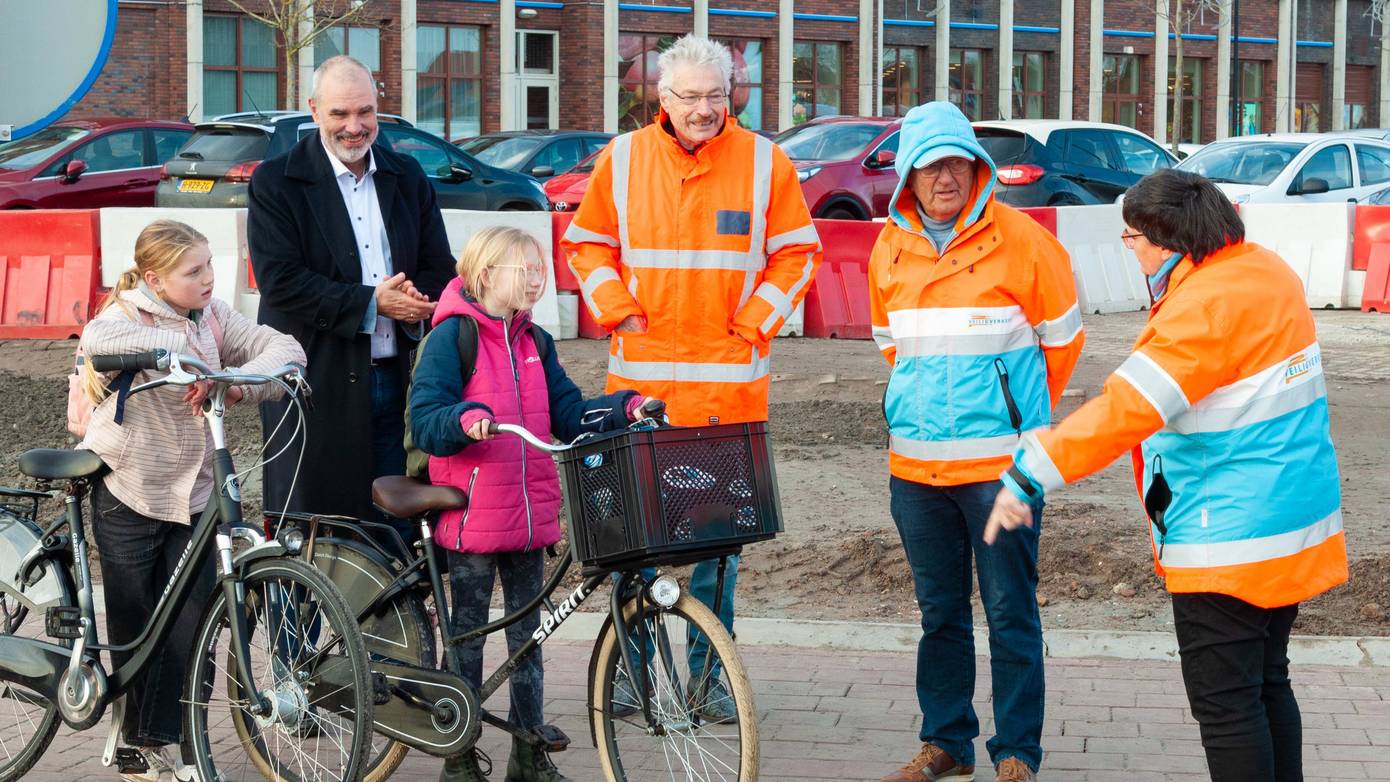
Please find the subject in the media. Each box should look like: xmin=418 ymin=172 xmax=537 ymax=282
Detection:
xmin=223 ymin=0 xmax=375 ymax=109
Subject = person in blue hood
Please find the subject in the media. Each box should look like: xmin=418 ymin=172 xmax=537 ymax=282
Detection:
xmin=870 ymin=102 xmax=1084 ymax=782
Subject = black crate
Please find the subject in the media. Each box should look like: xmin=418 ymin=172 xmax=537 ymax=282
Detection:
xmin=558 ymin=422 xmax=783 ymax=570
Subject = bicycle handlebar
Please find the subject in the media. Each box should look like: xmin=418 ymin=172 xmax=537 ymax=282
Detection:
xmin=89 ymin=349 xmax=169 ymax=373
xmin=490 ymin=422 xmax=569 ymax=453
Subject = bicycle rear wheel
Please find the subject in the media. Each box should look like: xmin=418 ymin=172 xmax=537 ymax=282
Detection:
xmin=590 ymin=591 xmax=758 ymax=781
xmin=184 ymin=557 xmax=374 ymax=782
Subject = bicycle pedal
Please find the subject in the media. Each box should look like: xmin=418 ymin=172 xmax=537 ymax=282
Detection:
xmin=532 ymin=724 xmax=570 ymax=752
xmin=114 ymin=746 xmax=148 ymax=774
xmin=45 ymin=606 xmax=82 ymax=640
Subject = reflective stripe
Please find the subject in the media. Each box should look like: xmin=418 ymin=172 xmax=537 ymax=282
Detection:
xmin=887 ymin=305 xmax=1030 ymax=339
xmin=766 ymin=223 xmax=821 ymax=255
xmin=563 ymin=222 xmax=619 ymax=247
xmin=624 ymin=248 xmax=764 ymax=271
xmin=579 ymin=266 xmax=622 ymax=317
xmin=1160 ymin=509 xmax=1343 ymax=569
xmin=894 ymin=328 xmax=1038 ymax=358
xmin=1169 ymin=374 xmax=1327 ymax=435
xmin=872 ymin=325 xmax=895 ymax=354
xmin=1017 ymin=431 xmax=1066 ymax=492
xmin=1114 ymin=351 xmax=1190 ymax=423
xmin=1035 ymin=303 xmax=1083 ymax=348
xmin=755 ymin=282 xmax=792 ymax=335
xmin=748 ymin=135 xmax=773 ymax=262
xmin=610 ymin=134 xmax=633 ymax=249
xmin=890 ymin=430 xmax=1038 ymax=461
xmin=608 ymin=351 xmax=771 ymax=384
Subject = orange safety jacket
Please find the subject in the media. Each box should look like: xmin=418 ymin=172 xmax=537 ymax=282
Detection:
xmin=560 ymin=112 xmax=822 ymax=426
xmin=1008 ymin=242 xmax=1347 ymax=608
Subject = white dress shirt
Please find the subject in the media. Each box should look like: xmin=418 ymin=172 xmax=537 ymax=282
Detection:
xmin=324 ymin=136 xmax=396 ymax=359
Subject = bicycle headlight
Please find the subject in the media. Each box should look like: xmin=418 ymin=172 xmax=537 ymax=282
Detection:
xmin=647 ymin=575 xmax=681 ymax=608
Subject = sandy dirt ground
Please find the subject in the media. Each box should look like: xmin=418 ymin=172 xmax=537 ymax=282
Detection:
xmin=1 ymin=310 xmax=1386 ymax=636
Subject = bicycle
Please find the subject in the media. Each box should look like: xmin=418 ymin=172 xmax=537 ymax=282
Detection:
xmin=0 ymin=349 xmax=376 ymax=782
xmin=272 ymin=414 xmax=783 ymax=781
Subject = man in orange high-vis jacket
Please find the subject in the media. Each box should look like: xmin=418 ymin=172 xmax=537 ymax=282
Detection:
xmin=871 ymin=102 xmax=1082 ymax=782
xmin=986 ymin=170 xmax=1346 ymax=781
xmin=560 ymin=35 xmax=822 ymax=724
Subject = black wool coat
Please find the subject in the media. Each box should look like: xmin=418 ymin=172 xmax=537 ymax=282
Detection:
xmin=248 ymin=133 xmax=455 ymax=519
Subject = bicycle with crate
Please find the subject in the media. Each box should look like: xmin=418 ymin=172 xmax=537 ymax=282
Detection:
xmin=273 ymin=409 xmax=783 ymax=781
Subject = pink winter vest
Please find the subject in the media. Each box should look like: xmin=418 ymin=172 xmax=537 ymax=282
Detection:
xmin=428 ymin=283 xmax=562 ymax=554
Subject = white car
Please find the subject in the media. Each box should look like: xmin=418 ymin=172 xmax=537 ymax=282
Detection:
xmin=1176 ymin=133 xmax=1390 ymax=204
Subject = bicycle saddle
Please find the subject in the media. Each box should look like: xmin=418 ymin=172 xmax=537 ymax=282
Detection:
xmin=19 ymin=449 xmax=109 ymax=481
xmin=371 ymin=476 xmax=467 ymax=519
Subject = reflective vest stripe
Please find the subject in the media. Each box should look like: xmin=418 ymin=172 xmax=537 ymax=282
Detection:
xmin=894 ymin=328 xmax=1038 ymax=358
xmin=767 ymin=223 xmax=821 ymax=255
xmin=873 ymin=325 xmax=895 ymax=354
xmin=1114 ymin=351 xmax=1190 ymax=423
xmin=579 ymin=266 xmax=622 ymax=318
xmin=563 ymin=222 xmax=619 ymax=248
xmin=1017 ymin=431 xmax=1067 ymax=492
xmin=611 ymin=134 xmax=633 ymax=248
xmin=1159 ymin=509 xmax=1343 ymax=569
xmin=890 ymin=430 xmax=1038 ymax=462
xmin=1035 ymin=303 xmax=1083 ymax=347
xmin=608 ymin=351 xmax=772 ymax=384
xmin=623 ymin=248 xmax=764 ymax=271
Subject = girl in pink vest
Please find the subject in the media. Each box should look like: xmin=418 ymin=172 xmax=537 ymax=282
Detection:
xmin=409 ymin=226 xmax=657 ymax=782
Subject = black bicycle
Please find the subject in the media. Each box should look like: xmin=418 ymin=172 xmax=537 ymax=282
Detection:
xmin=0 ymin=350 xmax=376 ymax=782
xmin=272 ymin=415 xmax=783 ymax=781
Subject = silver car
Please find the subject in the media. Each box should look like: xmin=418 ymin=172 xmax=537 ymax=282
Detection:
xmin=1176 ymin=133 xmax=1390 ymax=204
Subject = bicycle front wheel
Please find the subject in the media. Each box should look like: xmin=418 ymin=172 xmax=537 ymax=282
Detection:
xmin=0 ymin=586 xmax=65 ymax=781
xmin=590 ymin=591 xmax=759 ymax=781
xmin=184 ymin=557 xmax=374 ymax=782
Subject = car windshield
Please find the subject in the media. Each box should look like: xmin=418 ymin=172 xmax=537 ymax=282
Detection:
xmin=1177 ymin=141 xmax=1305 ymax=185
xmin=179 ymin=127 xmax=270 ymax=162
xmin=462 ymin=137 xmax=546 ymax=169
xmin=0 ymin=126 xmax=91 ymax=170
xmin=775 ymin=123 xmax=884 ymax=162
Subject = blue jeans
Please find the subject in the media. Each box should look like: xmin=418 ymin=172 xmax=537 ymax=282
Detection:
xmin=626 ymin=554 xmax=738 ymax=680
xmin=889 ymin=476 xmax=1044 ymax=772
xmin=370 ymin=363 xmax=414 ymax=552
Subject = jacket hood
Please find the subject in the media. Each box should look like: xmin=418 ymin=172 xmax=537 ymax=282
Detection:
xmin=888 ymin=102 xmax=997 ymax=236
xmin=432 ymin=277 xmax=534 ymax=331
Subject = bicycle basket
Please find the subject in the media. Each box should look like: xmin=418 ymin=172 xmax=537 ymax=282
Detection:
xmin=558 ymin=421 xmax=783 ymax=570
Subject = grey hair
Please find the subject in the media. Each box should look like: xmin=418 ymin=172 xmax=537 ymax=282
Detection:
xmin=656 ymin=35 xmax=733 ymax=94
xmin=311 ymin=55 xmax=375 ymax=100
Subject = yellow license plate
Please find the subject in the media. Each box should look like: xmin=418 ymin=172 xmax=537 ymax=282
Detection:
xmin=178 ymin=178 xmax=214 ymax=193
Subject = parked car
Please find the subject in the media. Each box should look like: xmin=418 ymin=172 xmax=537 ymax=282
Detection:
xmin=0 ymin=118 xmax=193 ymax=209
xmin=159 ymin=111 xmax=548 ymax=211
xmin=1344 ymin=128 xmax=1390 ymax=142
xmin=774 ymin=116 xmax=902 ymax=220
xmin=1174 ymin=142 xmax=1206 ymax=160
xmin=1176 ymin=133 xmax=1390 ymax=204
xmin=545 ymin=150 xmax=600 ymax=212
xmin=971 ymin=120 xmax=1176 ymax=207
xmin=455 ymin=130 xmax=612 ymax=181
xmin=1368 ymin=183 xmax=1390 ymax=205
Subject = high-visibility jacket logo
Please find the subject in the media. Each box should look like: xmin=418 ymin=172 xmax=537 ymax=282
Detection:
xmin=1284 ymin=352 xmax=1320 ymax=383
xmin=968 ymin=314 xmax=1011 ymax=328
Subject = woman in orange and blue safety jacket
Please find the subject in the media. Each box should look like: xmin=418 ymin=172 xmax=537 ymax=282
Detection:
xmin=986 ymin=169 xmax=1348 ymax=782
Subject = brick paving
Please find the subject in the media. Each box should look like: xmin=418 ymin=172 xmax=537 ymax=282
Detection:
xmin=23 ymin=636 xmax=1390 ymax=782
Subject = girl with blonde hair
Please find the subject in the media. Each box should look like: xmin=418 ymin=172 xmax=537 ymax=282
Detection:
xmin=78 ymin=218 xmax=304 ymax=781
xmin=409 ymin=225 xmax=659 ymax=782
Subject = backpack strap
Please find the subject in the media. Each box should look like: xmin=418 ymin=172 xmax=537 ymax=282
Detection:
xmin=455 ymin=314 xmax=480 ymax=383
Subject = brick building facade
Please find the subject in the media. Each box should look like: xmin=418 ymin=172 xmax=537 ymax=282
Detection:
xmin=68 ymin=0 xmax=1389 ymax=145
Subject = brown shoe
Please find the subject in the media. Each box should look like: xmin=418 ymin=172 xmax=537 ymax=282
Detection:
xmin=881 ymin=743 xmax=975 ymax=782
xmin=993 ymin=758 xmax=1036 ymax=782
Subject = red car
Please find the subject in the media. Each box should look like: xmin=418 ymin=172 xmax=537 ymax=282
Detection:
xmin=773 ymin=116 xmax=902 ymax=220
xmin=545 ymin=150 xmax=600 ymax=213
xmin=0 ymin=118 xmax=194 ymax=209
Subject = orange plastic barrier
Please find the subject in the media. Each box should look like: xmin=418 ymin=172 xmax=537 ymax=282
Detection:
xmin=802 ymin=218 xmax=882 ymax=339
xmin=1352 ymin=205 xmax=1390 ymax=273
xmin=0 ymin=210 xmax=102 ymax=338
xmin=1362 ymin=245 xmax=1390 ymax=313
xmin=551 ymin=212 xmax=581 ymax=292
xmin=1019 ymin=206 xmax=1058 ymax=236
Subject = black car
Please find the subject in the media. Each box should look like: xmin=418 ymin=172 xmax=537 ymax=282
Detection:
xmin=972 ymin=120 xmax=1177 ymax=207
xmin=455 ymin=130 xmax=612 ymax=181
xmin=159 ymin=112 xmax=548 ymax=211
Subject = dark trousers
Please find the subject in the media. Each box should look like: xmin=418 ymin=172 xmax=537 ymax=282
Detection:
xmin=91 ymin=480 xmax=216 ymax=746
xmin=445 ymin=549 xmax=546 ymax=729
xmin=1172 ymin=592 xmax=1303 ymax=782
xmin=889 ymin=476 xmax=1045 ymax=771
xmin=370 ymin=362 xmax=416 ymax=555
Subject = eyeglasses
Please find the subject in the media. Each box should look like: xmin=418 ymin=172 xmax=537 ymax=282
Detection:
xmin=1120 ymin=231 xmax=1146 ymax=248
xmin=665 ymin=90 xmax=729 ymax=108
xmin=495 ymin=264 xmax=545 ymax=283
xmin=917 ymin=158 xmax=973 ymax=178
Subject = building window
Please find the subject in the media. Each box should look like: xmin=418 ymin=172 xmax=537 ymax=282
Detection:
xmin=1346 ymin=65 xmax=1373 ymax=130
xmin=1102 ymin=54 xmax=1141 ymax=129
xmin=1235 ymin=60 xmax=1263 ymax=136
xmin=417 ymin=25 xmax=483 ymax=141
xmin=618 ymin=33 xmax=676 ymax=131
xmin=1012 ymin=51 xmax=1045 ymax=119
xmin=1166 ymin=57 xmax=1202 ymax=144
xmin=314 ymin=25 xmax=382 ymax=78
xmin=203 ymin=15 xmax=278 ymax=117
xmin=792 ymin=41 xmax=842 ymax=124
xmin=949 ymin=49 xmax=985 ymax=121
xmin=882 ymin=46 xmax=923 ymax=117
xmin=716 ymin=38 xmax=765 ymax=131
xmin=1295 ymin=62 xmax=1323 ymax=133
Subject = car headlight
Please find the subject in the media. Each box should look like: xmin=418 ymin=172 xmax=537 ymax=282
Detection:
xmin=797 ymin=166 xmax=822 ymax=183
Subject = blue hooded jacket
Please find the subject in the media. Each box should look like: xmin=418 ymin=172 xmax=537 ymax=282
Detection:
xmin=887 ymin=101 xmax=999 ymax=244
